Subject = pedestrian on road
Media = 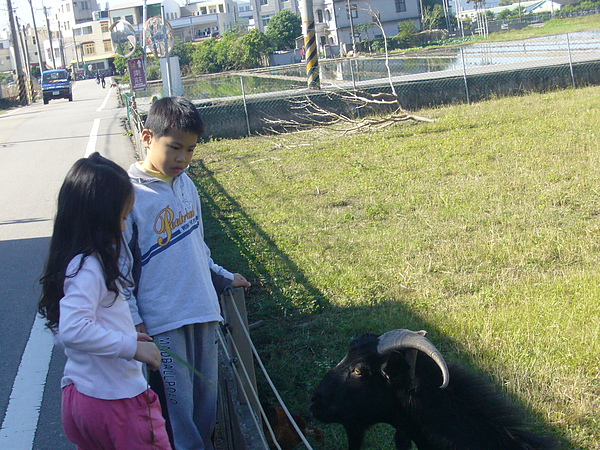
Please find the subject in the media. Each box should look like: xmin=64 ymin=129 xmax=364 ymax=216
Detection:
xmin=38 ymin=152 xmax=172 ymax=449
xmin=101 ymin=72 xmax=106 ymax=89
xmin=124 ymin=97 xmax=251 ymax=450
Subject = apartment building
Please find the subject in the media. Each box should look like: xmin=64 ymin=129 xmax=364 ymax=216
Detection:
xmin=301 ymin=0 xmax=421 ymax=55
xmin=19 ymin=0 xmax=114 ymax=73
xmin=108 ymin=0 xmax=236 ymax=44
xmin=234 ymin=0 xmax=255 ymax=29
xmin=179 ymin=0 xmax=237 ymax=41
xmin=247 ymin=0 xmax=300 ymax=32
xmin=70 ymin=18 xmax=115 ymax=74
xmin=0 ymin=26 xmax=50 ymax=74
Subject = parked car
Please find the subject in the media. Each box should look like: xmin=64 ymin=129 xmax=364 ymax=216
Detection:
xmin=41 ymin=69 xmax=73 ymax=104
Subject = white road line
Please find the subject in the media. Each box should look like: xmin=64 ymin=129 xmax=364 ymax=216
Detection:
xmin=96 ymin=87 xmax=112 ymax=112
xmin=0 ymin=315 xmax=54 ymax=449
xmin=85 ymin=118 xmax=101 ymax=157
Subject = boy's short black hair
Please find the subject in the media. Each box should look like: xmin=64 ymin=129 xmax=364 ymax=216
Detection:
xmin=144 ymin=96 xmax=204 ymax=141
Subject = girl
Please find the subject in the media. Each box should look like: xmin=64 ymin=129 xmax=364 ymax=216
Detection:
xmin=38 ymin=152 xmax=171 ymax=449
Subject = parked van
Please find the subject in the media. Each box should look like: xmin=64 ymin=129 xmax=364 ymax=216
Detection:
xmin=41 ymin=69 xmax=73 ymax=104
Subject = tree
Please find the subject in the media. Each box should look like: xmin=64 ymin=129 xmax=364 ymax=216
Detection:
xmin=171 ymin=39 xmax=196 ymax=75
xmin=239 ymin=29 xmax=271 ymax=68
xmin=190 ymin=28 xmax=271 ymax=74
xmin=192 ymin=38 xmax=221 ymax=73
xmin=395 ymin=21 xmax=419 ymax=48
xmin=355 ymin=22 xmax=376 ymax=41
xmin=113 ymin=54 xmax=129 ymax=75
xmin=497 ymin=8 xmax=515 ymax=19
xmin=265 ymin=9 xmax=302 ymax=51
xmin=422 ymin=4 xmax=446 ymax=30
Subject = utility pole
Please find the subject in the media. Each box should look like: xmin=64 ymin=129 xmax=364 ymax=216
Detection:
xmin=347 ymin=0 xmax=356 ymax=55
xmin=143 ymin=0 xmax=147 ymax=75
xmin=72 ymin=28 xmax=80 ymax=74
xmin=18 ymin=21 xmax=34 ymax=102
xmin=7 ymin=0 xmax=28 ymax=105
xmin=16 ymin=17 xmax=31 ymax=73
xmin=28 ymin=0 xmax=45 ymax=72
xmin=299 ymin=0 xmax=320 ymax=88
xmin=58 ymin=21 xmax=66 ymax=68
xmin=44 ymin=6 xmax=56 ymax=69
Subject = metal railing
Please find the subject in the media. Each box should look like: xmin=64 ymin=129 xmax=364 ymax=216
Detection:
xmin=217 ymin=287 xmax=315 ymax=449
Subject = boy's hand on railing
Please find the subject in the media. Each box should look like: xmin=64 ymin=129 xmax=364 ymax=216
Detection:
xmin=231 ymin=273 xmax=251 ymax=289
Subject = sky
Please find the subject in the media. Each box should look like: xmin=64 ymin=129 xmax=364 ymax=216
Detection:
xmin=0 ymin=0 xmax=115 ymax=35
xmin=2 ymin=0 xmax=64 ymax=36
xmin=2 ymin=0 xmax=63 ymax=33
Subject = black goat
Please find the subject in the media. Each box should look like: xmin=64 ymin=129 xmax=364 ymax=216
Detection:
xmin=310 ymin=329 xmax=557 ymax=450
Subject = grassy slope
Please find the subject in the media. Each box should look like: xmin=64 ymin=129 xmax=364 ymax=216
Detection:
xmin=192 ymin=75 xmax=600 ymax=450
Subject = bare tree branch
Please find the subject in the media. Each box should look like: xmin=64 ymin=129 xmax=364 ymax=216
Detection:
xmin=258 ymin=2 xmax=434 ymax=137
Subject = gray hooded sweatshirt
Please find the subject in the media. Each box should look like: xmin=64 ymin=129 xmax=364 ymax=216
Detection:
xmin=124 ymin=163 xmax=233 ymax=336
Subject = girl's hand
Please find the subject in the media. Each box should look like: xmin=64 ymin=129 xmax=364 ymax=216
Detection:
xmin=134 ymin=341 xmax=161 ymax=371
xmin=137 ymin=332 xmax=153 ymax=342
xmin=231 ymin=273 xmax=251 ymax=289
xmin=135 ymin=323 xmax=148 ymax=334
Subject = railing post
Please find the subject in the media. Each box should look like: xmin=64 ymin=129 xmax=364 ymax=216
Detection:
xmin=219 ymin=288 xmax=260 ymax=415
xmin=460 ymin=47 xmax=471 ymax=105
xmin=566 ymin=33 xmax=576 ymax=88
xmin=240 ymin=76 xmax=251 ymax=137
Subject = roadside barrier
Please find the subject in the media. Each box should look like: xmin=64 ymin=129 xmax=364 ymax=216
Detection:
xmin=217 ymin=287 xmax=314 ymax=449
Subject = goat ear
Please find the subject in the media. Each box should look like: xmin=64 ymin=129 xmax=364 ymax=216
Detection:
xmin=381 ymin=350 xmax=411 ymax=387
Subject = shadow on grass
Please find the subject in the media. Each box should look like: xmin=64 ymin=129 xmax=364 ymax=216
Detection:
xmin=190 ymin=159 xmax=573 ymax=449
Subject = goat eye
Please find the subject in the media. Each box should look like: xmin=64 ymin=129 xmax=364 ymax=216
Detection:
xmin=352 ymin=367 xmax=362 ymax=376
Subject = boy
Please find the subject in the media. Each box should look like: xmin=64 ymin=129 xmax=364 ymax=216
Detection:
xmin=124 ymin=97 xmax=250 ymax=450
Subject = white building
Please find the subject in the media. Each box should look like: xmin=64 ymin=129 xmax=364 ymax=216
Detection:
xmin=247 ymin=0 xmax=300 ymax=32
xmin=299 ymin=0 xmax=421 ymax=55
xmin=233 ymin=0 xmax=255 ymax=29
xmin=109 ymin=0 xmax=179 ymax=25
xmin=71 ymin=18 xmax=115 ymax=74
xmin=32 ymin=0 xmax=116 ymax=72
xmin=109 ymin=0 xmax=236 ymax=44
xmin=181 ymin=0 xmax=238 ymax=40
xmin=0 ymin=25 xmax=49 ymax=73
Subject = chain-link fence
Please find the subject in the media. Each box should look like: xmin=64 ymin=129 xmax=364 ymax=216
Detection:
xmin=126 ymin=28 xmax=600 ymax=139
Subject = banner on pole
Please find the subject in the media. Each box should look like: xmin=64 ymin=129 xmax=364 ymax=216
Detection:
xmin=128 ymin=57 xmax=147 ymax=91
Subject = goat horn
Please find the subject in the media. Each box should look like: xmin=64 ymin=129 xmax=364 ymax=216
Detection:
xmin=377 ymin=329 xmax=450 ymax=389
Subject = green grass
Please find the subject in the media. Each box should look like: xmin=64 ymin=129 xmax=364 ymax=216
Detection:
xmin=193 ymin=86 xmax=600 ymax=448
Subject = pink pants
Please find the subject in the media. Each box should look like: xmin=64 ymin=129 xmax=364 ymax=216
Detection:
xmin=62 ymin=383 xmax=172 ymax=450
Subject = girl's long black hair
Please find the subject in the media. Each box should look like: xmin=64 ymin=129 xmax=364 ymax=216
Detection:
xmin=38 ymin=152 xmax=134 ymax=331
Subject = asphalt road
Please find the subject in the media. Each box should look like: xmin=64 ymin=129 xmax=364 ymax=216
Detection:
xmin=0 ymin=78 xmax=138 ymax=449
